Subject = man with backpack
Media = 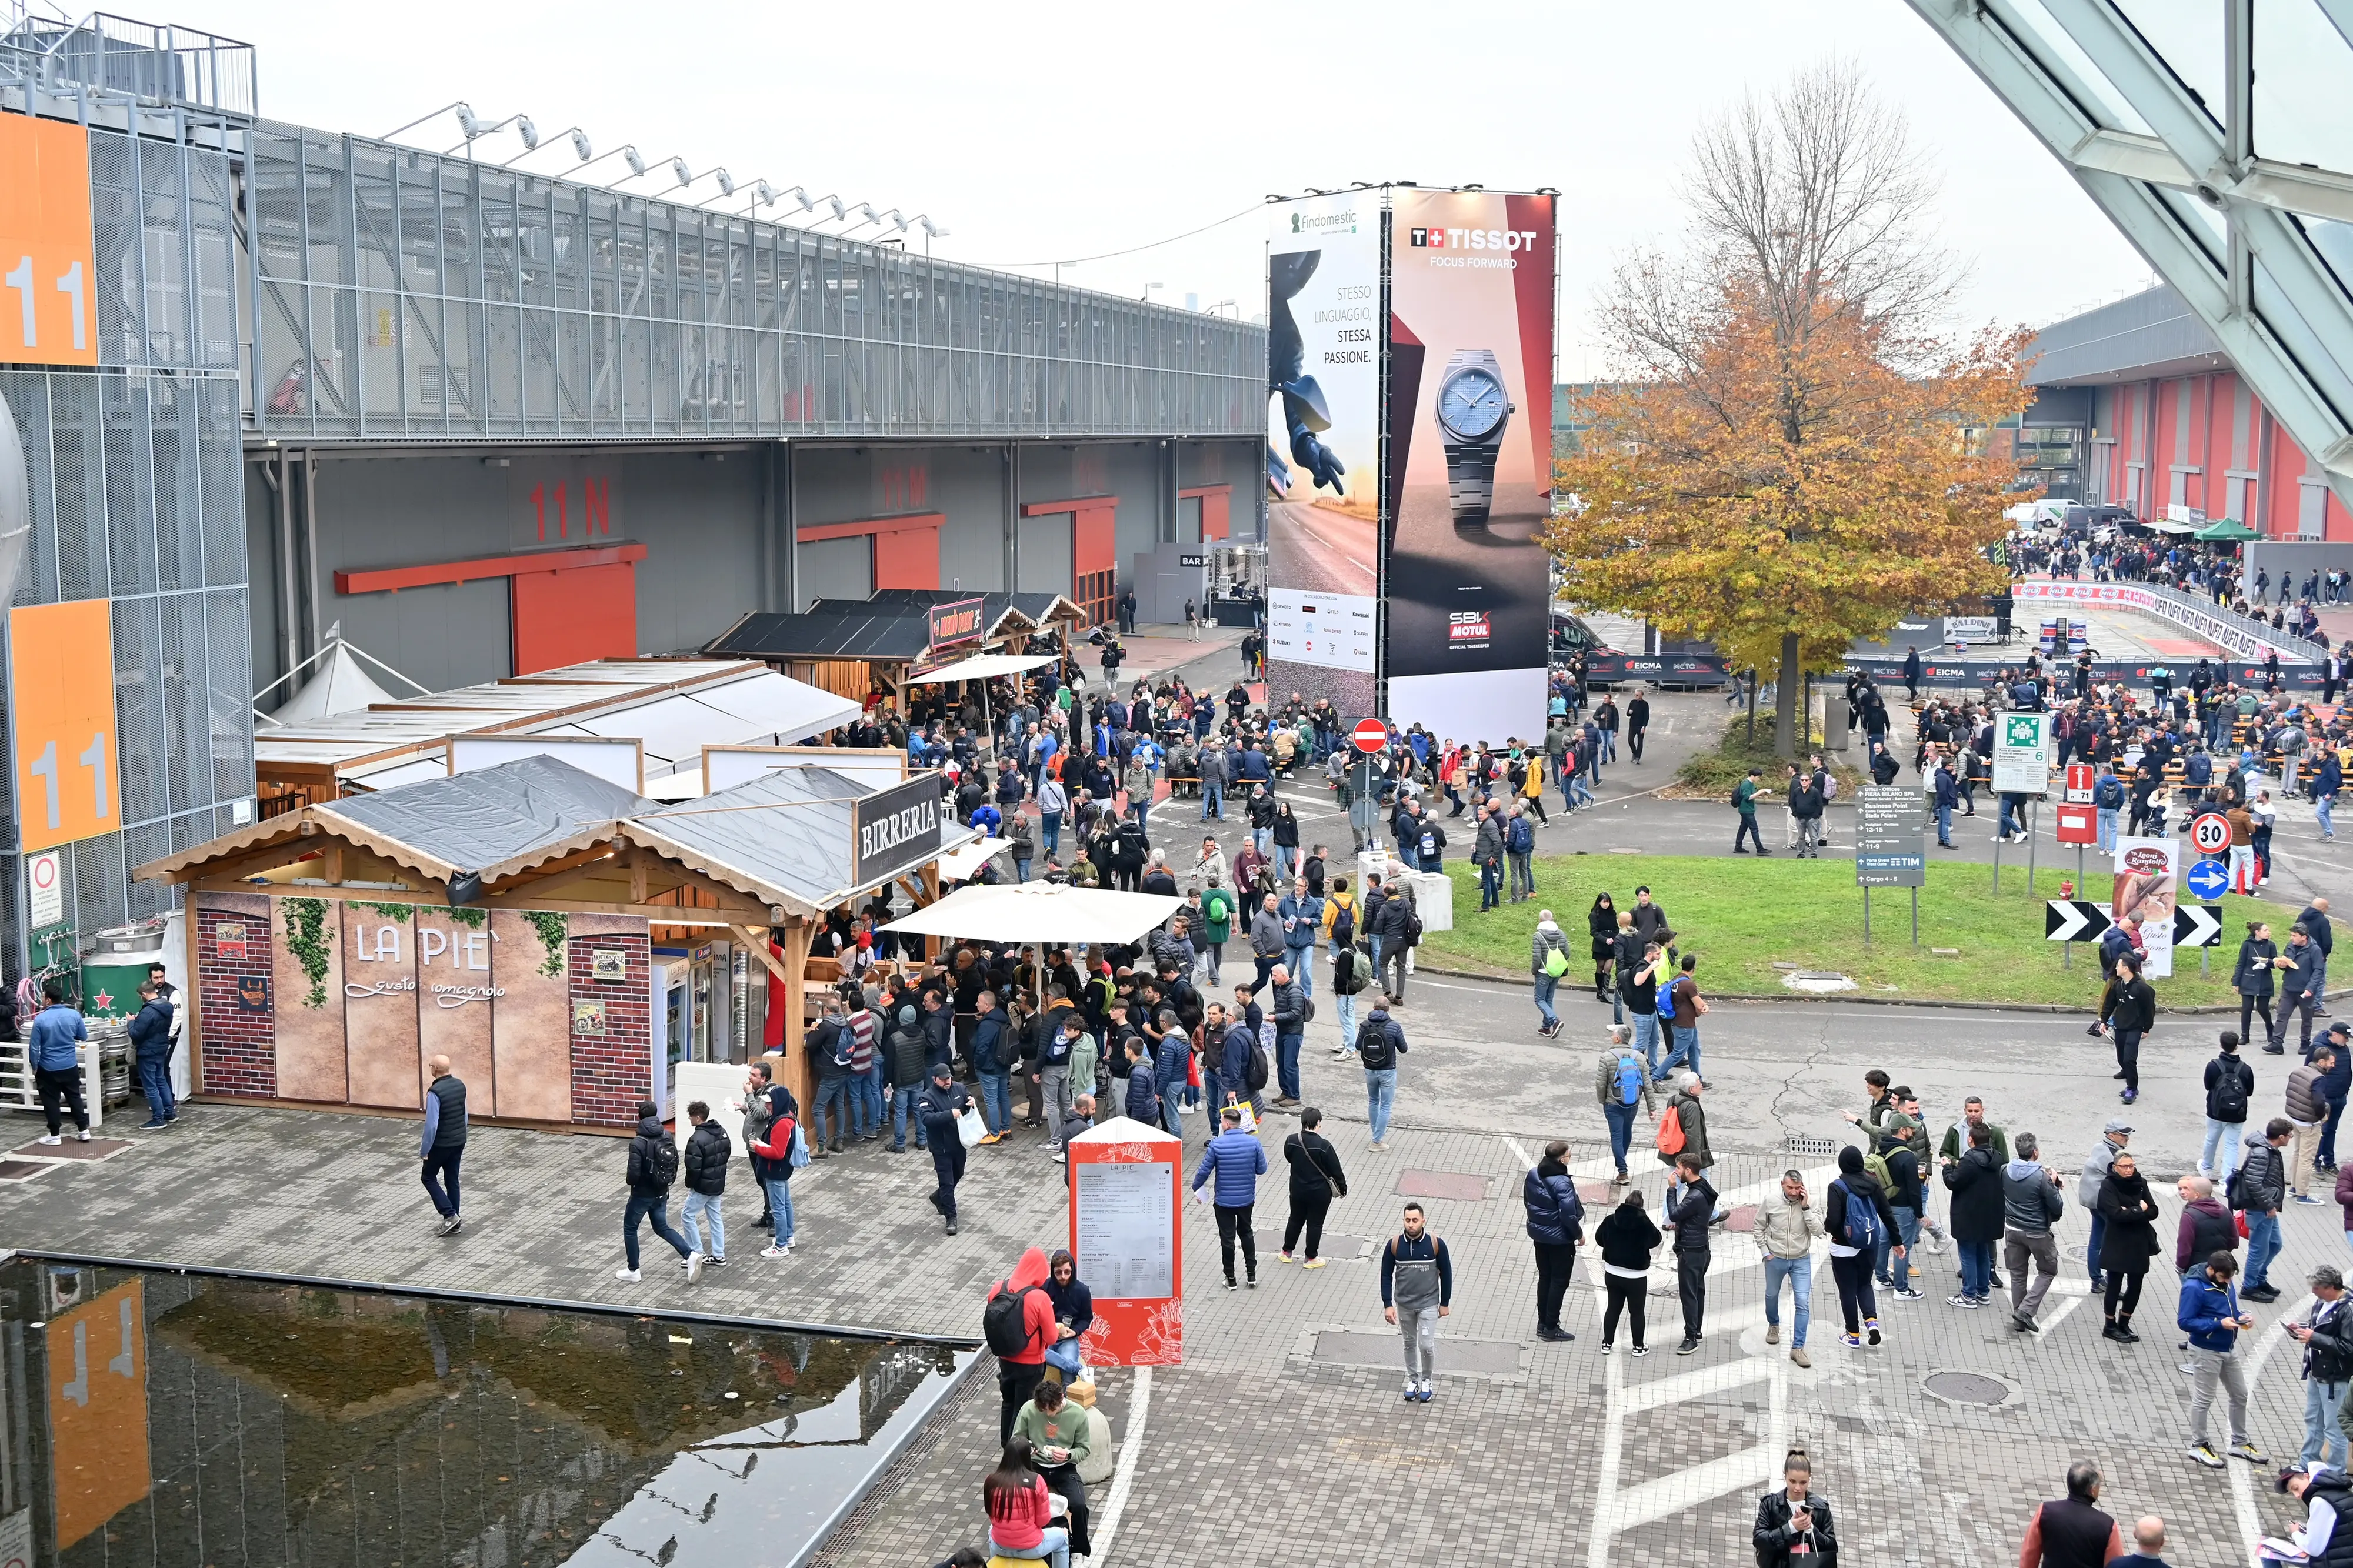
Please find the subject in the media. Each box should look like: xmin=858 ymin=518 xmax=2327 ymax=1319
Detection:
xmin=618 ymin=1100 xmax=698 ymax=1285
xmin=985 ymin=1246 xmax=1060 ymax=1443
xmin=1593 ymin=1022 xmax=1657 ymax=1183
xmin=1655 ymin=955 xmax=1706 ymax=1083
xmin=1371 ymin=876 xmax=1418 ymax=1002
xmin=1505 ymin=805 xmax=1537 ymax=902
xmin=2198 ymin=1031 xmax=2257 ymax=1185
xmin=679 ymin=1099 xmax=729 ymax=1270
xmin=1359 ymin=995 xmax=1408 ymax=1150
xmin=2234 ymin=1116 xmax=2292 ymax=1302
xmin=1382 ymin=1202 xmax=1456 ymax=1402
xmin=1329 ymin=902 xmax=1371 ymax=1060
xmin=1655 ymin=1071 xmax=1711 ymax=1172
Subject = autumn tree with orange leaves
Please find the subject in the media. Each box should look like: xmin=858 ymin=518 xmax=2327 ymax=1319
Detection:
xmin=1548 ymin=62 xmax=2034 ymax=756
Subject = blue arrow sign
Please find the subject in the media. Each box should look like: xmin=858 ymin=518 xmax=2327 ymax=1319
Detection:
xmin=2185 ymin=857 xmax=2231 ymax=903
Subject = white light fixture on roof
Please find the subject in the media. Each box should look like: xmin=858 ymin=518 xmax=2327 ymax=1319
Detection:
xmin=574 ymin=144 xmax=646 ymax=184
xmin=502 ymin=126 xmax=592 ymax=167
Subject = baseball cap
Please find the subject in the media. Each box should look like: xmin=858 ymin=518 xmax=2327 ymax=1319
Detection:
xmin=2102 ymin=1118 xmax=2134 ymax=1135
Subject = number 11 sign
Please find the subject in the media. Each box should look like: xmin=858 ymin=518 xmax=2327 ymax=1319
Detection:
xmin=0 ymin=114 xmax=98 ymax=368
xmin=9 ymin=600 xmax=119 ymax=852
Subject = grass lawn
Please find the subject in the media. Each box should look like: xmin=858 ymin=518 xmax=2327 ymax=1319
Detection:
xmin=1417 ymin=854 xmax=2305 ymax=1008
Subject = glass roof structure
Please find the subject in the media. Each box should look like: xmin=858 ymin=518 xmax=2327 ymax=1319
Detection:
xmin=1908 ymin=0 xmax=2353 ymax=509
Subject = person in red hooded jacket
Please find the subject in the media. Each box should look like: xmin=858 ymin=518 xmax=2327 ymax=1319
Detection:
xmin=988 ymin=1246 xmax=1060 ymax=1443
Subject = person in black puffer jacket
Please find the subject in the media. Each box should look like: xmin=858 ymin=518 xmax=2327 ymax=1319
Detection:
xmin=1522 ymin=1140 xmax=1583 ymax=1342
xmin=1594 ymin=1189 xmax=1660 ymax=1353
xmin=621 ymin=1101 xmax=695 ymax=1283
xmin=680 ymin=1100 xmax=730 ymax=1266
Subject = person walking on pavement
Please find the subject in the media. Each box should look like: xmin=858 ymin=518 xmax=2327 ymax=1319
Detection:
xmin=1655 ymin=955 xmax=1706 ymax=1083
xmin=1732 ymin=768 xmax=1768 ymax=855
xmin=2108 ymin=956 xmax=2155 ymax=1102
xmin=1943 ymin=1123 xmax=2007 ymax=1309
xmin=2017 ymin=1460 xmax=2127 ymax=1567
xmin=2004 ymin=1132 xmax=2066 ymax=1333
xmin=1358 ymin=995 xmax=1407 ymax=1150
xmin=1657 ymin=1071 xmax=1711 ymax=1173
xmin=1281 ymin=1107 xmax=1347 ymax=1266
xmin=916 ymin=1063 xmax=972 ymax=1235
xmin=2081 ymin=1119 xmax=2131 ymax=1295
xmin=26 ymin=980 xmax=90 ymax=1145
xmin=2181 ymin=1250 xmax=2268 ymax=1469
xmin=2285 ymin=1265 xmax=2353 ymax=1469
xmin=1382 ymin=1202 xmax=1455 ymax=1403
xmin=618 ymin=1100 xmax=698 ymax=1285
xmin=1523 ymin=1139 xmax=1584 ymax=1342
xmin=2275 ymin=923 xmax=2323 ymax=1056
xmin=1595 ymin=1189 xmax=1659 ymax=1356
xmin=1752 ymin=1449 xmax=1839 ymax=1567
xmin=2291 ymin=1046 xmax=2338 ymax=1203
xmin=1827 ymin=1146 xmax=1900 ymax=1349
xmin=679 ymin=1099 xmax=729 ymax=1270
xmin=1759 ymin=1169 xmax=1824 ymax=1367
xmin=2238 ymin=1117 xmax=2292 ymax=1301
xmin=1625 ymin=692 xmax=1649 ymax=763
xmin=1371 ymin=875 xmax=1416 ymax=1001
xmin=1594 ymin=1023 xmax=1657 ymax=1184
xmin=1192 ymin=1104 xmax=1267 ymax=1289
xmin=419 ymin=1052 xmax=467 ymax=1235
xmin=2175 ymin=1173 xmax=2238 ymax=1279
xmin=2202 ymin=1031 xmax=2257 ymax=1184
xmin=1666 ymin=1150 xmax=1719 ymax=1354
xmin=1531 ymin=909 xmax=1571 ymax=1038
xmin=2095 ymin=1150 xmax=2161 ymax=1343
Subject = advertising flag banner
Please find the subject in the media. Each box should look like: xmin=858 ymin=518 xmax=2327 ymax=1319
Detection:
xmin=1384 ymin=189 xmax=1556 ymax=745
xmin=2113 ymin=835 xmax=2178 ymax=979
xmin=1266 ymin=194 xmax=1382 ymax=716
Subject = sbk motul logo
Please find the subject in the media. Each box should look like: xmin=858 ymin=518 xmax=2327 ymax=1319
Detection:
xmin=1448 ymin=612 xmax=1491 ymax=642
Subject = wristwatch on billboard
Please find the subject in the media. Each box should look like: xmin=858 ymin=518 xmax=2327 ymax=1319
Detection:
xmin=1435 ymin=349 xmax=1514 ymax=530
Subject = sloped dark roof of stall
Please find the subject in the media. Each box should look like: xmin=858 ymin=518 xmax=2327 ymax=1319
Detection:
xmin=628 ymin=764 xmax=969 ymax=908
xmin=846 ymin=590 xmax=1034 ymax=638
xmin=702 ymin=609 xmax=935 ymax=662
xmin=319 ymin=755 xmax=654 ymax=875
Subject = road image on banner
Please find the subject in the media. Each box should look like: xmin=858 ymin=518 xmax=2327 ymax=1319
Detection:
xmin=1384 ymin=189 xmax=1556 ymax=746
xmin=1267 ymin=194 xmax=1382 ymax=716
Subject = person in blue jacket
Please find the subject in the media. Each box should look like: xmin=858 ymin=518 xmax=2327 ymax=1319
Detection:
xmin=126 ymin=980 xmax=176 ymax=1130
xmin=26 ymin=980 xmax=89 ymax=1143
xmin=1192 ymin=1103 xmax=1267 ymax=1289
xmin=2179 ymin=1250 xmax=2266 ymax=1469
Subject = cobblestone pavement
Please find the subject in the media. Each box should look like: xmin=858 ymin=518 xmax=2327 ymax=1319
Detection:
xmin=1 ymin=981 xmax=2343 ymax=1565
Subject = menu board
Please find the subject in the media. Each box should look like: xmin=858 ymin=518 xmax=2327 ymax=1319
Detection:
xmin=1075 ymin=1160 xmax=1175 ymax=1299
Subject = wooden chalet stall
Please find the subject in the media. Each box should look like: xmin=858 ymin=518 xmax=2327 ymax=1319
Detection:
xmin=134 ymin=755 xmax=971 ymax=1130
xmin=705 ymin=590 xmax=1089 ymax=715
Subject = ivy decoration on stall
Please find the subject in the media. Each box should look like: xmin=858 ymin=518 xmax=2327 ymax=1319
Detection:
xmin=282 ymin=898 xmax=332 ymax=1009
xmin=524 ymin=910 xmax=568 ymax=978
xmin=446 ymin=907 xmax=487 ymax=930
xmin=351 ymin=902 xmax=412 ymax=923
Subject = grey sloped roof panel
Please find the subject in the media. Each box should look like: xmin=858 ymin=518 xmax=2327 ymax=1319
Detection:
xmin=702 ymin=610 xmax=932 ymax=662
xmin=321 ymin=755 xmax=652 ymax=873
xmin=636 ymin=765 xmax=965 ymax=906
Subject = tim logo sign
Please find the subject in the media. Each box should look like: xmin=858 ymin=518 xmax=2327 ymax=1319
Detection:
xmin=1448 ymin=612 xmax=1492 ymax=645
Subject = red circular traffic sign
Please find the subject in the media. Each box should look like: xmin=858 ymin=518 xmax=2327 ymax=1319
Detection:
xmin=1352 ymin=718 xmax=1388 ymax=754
xmin=2191 ymin=812 xmax=2231 ymax=855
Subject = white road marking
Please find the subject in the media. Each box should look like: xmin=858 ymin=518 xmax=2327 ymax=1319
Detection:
xmin=2229 ymin=1290 xmax=2311 ymax=1562
xmin=1092 ymin=1362 xmax=1152 ymax=1568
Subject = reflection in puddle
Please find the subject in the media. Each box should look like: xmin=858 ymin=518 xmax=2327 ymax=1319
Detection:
xmin=0 ymin=1260 xmax=971 ymax=1566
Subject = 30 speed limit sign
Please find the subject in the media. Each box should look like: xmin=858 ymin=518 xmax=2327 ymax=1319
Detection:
xmin=2191 ymin=812 xmax=2231 ymax=856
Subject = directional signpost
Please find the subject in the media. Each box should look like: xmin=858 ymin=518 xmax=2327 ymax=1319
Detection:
xmin=2185 ymin=857 xmax=2231 ymax=903
xmin=2191 ymin=813 xmax=2231 ymax=858
xmin=1855 ymin=785 xmax=1924 ymax=946
xmin=2174 ymin=903 xmax=2222 ymax=948
xmin=1345 ymin=716 xmax=1385 ymax=849
xmin=1992 ymin=712 xmax=2051 ymax=892
xmin=2184 ymin=842 xmax=2230 ymax=977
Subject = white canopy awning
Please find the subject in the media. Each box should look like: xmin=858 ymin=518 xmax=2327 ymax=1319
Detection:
xmin=936 ymin=836 xmax=1011 ymax=883
xmin=880 ymin=882 xmax=1182 ymax=945
xmin=912 ymin=652 xmax=1055 ymax=684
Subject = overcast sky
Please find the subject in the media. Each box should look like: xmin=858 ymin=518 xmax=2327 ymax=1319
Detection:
xmin=195 ymin=0 xmax=2157 ymax=378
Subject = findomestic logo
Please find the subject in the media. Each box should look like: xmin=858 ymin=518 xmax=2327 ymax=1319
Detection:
xmin=1290 ymin=208 xmax=1359 ymax=234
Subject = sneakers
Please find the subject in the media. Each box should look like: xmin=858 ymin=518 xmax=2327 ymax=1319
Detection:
xmin=1329 ymin=1045 xmax=1355 ymax=1057
xmin=686 ymin=1252 xmax=704 ymax=1285
xmin=75 ymin=1129 xmax=89 ymax=1142
xmin=1676 ymin=1337 xmax=1700 ymax=1355
xmin=1413 ymin=1383 xmax=1434 ymax=1403
xmin=1051 ymin=1153 xmax=1068 ymax=1165
xmin=614 ymin=1267 xmax=642 ymax=1282
xmin=1279 ymin=1251 xmax=1295 ymax=1263
xmin=1891 ymin=1287 xmax=1926 ymax=1302
xmin=1790 ymin=1347 xmax=1812 ymax=1367
xmin=760 ymin=1245 xmax=790 ymax=1259
xmin=2187 ymin=1443 xmax=2225 ymax=1472
xmin=1865 ymin=1318 xmax=1882 ymax=1346
xmin=1945 ymin=1293 xmax=1976 ymax=1308
xmin=1839 ymin=1332 xmax=1862 ymax=1349
xmin=1765 ymin=1323 xmax=1780 ymax=1345
xmin=137 ymin=1119 xmax=168 ymax=1130
xmin=704 ymin=1255 xmax=727 ymax=1268
xmin=1537 ymin=1327 xmax=1576 ymax=1342
xmin=2294 ymin=1193 xmax=2325 ymax=1205
xmin=2230 ymin=1440 xmax=2268 ymax=1463
xmin=1225 ymin=1279 xmax=1239 ymax=1292
xmin=35 ymin=1135 xmax=59 ymax=1146
xmin=1245 ymin=1273 xmax=1258 ymax=1289
xmin=1402 ymin=1383 xmax=1417 ymax=1402
xmin=1600 ymin=1342 xmax=1614 ymax=1355
xmin=946 ymin=1219 xmax=959 ymax=1235
xmin=1302 ymin=1258 xmax=1327 ymax=1269
xmin=435 ymin=1215 xmax=462 ymax=1237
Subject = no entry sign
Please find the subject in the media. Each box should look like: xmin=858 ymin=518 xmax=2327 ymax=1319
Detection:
xmin=1352 ymin=718 xmax=1388 ymax=754
xmin=2191 ymin=813 xmax=2231 ymax=856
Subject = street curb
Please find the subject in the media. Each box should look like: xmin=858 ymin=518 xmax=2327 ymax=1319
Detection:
xmin=1408 ymin=960 xmax=2245 ymax=1016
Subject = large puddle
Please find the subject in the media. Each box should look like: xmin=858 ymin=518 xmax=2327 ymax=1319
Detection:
xmin=0 ymin=1258 xmax=972 ymax=1566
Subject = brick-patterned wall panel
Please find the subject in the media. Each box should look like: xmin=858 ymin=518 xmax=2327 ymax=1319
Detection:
xmin=193 ymin=892 xmax=275 ymax=1099
xmin=566 ymin=915 xmax=651 ymax=1129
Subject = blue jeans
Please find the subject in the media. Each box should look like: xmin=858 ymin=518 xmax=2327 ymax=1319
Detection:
xmin=2321 ymin=795 xmax=2338 ymax=838
xmin=1934 ymin=802 xmax=1952 ymax=845
xmin=765 ymin=1175 xmax=795 ymax=1247
xmin=681 ymin=1190 xmax=725 ymax=1259
xmin=2097 ymin=806 xmax=2117 ymax=852
xmin=814 ymin=1077 xmax=852 ymax=1145
xmin=1534 ymin=973 xmax=1559 ymax=1029
xmin=979 ymin=1070 xmax=1012 ymax=1135
xmin=1479 ymin=858 xmax=1502 ymax=910
xmin=1254 ymin=826 xmax=1272 ymax=858
xmin=624 ymin=1190 xmax=691 ymax=1271
xmin=1286 ymin=946 xmax=1315 ymax=997
xmin=2246 ymin=1210 xmax=2282 ymax=1291
xmin=988 ymin=1526 xmax=1069 ymax=1568
xmin=136 ymin=1056 xmax=176 ymax=1121
xmin=1161 ymin=1089 xmax=1185 ymax=1142
xmin=1657 ymin=1025 xmax=1699 ymax=1080
xmin=1044 ymin=1337 xmax=1085 ymax=1380
xmin=421 ymin=1146 xmax=462 ymax=1218
xmin=1201 ymin=782 xmax=1223 ymax=820
xmin=1634 ymin=1013 xmax=1659 ymax=1074
xmin=2202 ymin=1117 xmax=2244 ymax=1180
xmin=2311 ymin=1376 xmax=2353 ymax=1467
xmin=1958 ymin=1238 xmax=1994 ymax=1299
xmin=1366 ymin=1067 xmax=1398 ymax=1142
xmin=1762 ymin=1255 xmax=1812 ymax=1347
xmin=892 ymin=1085 xmax=927 ymax=1149
xmin=1042 ymin=811 xmax=1062 ymax=856
xmin=859 ymin=1063 xmax=885 ymax=1136
xmin=1334 ymin=985 xmax=1358 ymax=1052
xmin=1277 ymin=1030 xmax=1303 ymax=1100
xmin=1876 ymin=1206 xmax=1919 ymax=1288
xmin=1602 ymin=1100 xmax=1635 ymax=1173
xmin=1275 ymin=844 xmax=1297 ymax=879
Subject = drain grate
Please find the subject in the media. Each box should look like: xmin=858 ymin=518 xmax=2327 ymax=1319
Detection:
xmin=1923 ymin=1370 xmax=2011 ymax=1406
xmin=1783 ymin=1134 xmax=1839 ymax=1158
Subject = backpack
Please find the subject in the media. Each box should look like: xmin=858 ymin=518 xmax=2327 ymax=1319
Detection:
xmin=1043 ymin=1029 xmax=1074 ymax=1067
xmin=1203 ymin=889 xmax=1231 ymax=926
xmin=1331 ymin=901 xmax=1355 ymax=945
xmin=1654 ymin=1106 xmax=1686 ymax=1156
xmin=1819 ymin=772 xmax=1838 ymax=802
xmin=1656 ymin=976 xmax=1680 ymax=1025
xmin=1405 ymin=911 xmax=1424 ymax=948
xmin=1418 ymin=827 xmax=1438 ymax=859
xmin=1357 ymin=1017 xmax=1397 ymax=1072
xmin=1244 ymin=1036 xmax=1271 ymax=1092
xmin=2225 ymin=1163 xmax=2250 ymax=1211
xmin=1614 ymin=1052 xmax=1642 ymax=1107
xmin=1835 ymin=1180 xmax=1879 ymax=1250
xmin=1542 ymin=945 xmax=1570 ymax=979
xmin=2211 ymin=1057 xmax=2251 ymax=1122
xmin=1299 ymin=993 xmax=1317 ymax=1024
xmin=648 ymin=1133 xmax=680 ymax=1189
xmin=1862 ymin=1148 xmax=1894 ymax=1195
xmin=1508 ymin=818 xmax=1534 ymax=855
xmin=983 ymin=1283 xmax=1045 ymax=1358
xmin=788 ymin=1118 xmax=811 ymax=1170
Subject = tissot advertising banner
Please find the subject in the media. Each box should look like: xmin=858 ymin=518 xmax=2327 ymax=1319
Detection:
xmin=1266 ymin=193 xmax=1381 ymax=716
xmin=1384 ymin=189 xmax=1555 ymax=746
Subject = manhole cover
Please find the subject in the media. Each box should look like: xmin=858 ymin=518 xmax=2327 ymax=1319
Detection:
xmin=1395 ymin=1170 xmax=1488 ymax=1203
xmin=1784 ymin=1134 xmax=1839 ymax=1158
xmin=1923 ymin=1370 xmax=2011 ymax=1406
xmin=0 ymin=1160 xmax=54 ymax=1181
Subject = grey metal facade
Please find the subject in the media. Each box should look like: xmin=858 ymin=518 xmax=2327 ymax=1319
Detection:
xmin=242 ymin=122 xmax=1264 ymax=445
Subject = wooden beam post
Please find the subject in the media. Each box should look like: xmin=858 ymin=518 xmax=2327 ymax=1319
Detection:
xmin=921 ymin=863 xmax=941 ymax=963
xmin=732 ymin=925 xmax=793 ymax=986
xmin=778 ymin=919 xmax=813 ymax=1112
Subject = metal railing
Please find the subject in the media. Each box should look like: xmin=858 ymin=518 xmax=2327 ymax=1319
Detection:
xmin=0 ymin=11 xmax=254 ymax=116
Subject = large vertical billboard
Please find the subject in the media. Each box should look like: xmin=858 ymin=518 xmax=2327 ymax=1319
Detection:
xmin=1265 ymin=194 xmax=1381 ymax=718
xmin=1384 ymin=189 xmax=1556 ymax=746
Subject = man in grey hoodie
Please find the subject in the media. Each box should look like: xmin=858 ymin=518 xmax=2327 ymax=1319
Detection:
xmin=2002 ymin=1131 xmax=2067 ymax=1333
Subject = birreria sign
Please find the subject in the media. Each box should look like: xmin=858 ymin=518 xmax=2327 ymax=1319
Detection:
xmin=852 ymin=775 xmax=943 ymax=884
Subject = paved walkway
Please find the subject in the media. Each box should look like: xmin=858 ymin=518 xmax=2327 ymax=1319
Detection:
xmin=2 ymin=972 xmax=2344 ymax=1564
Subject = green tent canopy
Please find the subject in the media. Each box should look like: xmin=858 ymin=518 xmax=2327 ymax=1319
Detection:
xmin=2194 ymin=518 xmax=2261 ymax=541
